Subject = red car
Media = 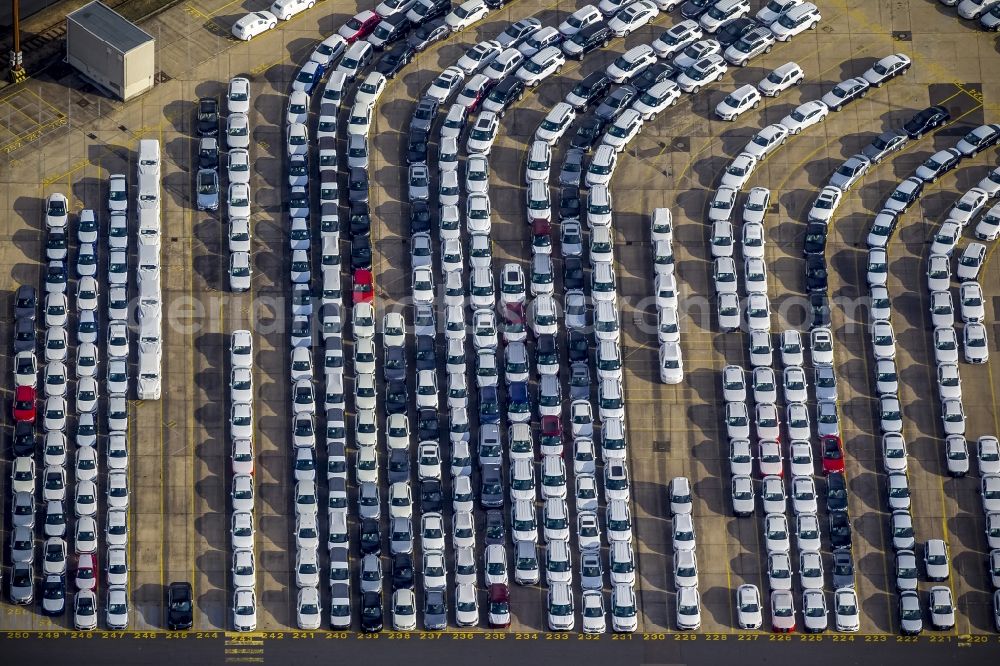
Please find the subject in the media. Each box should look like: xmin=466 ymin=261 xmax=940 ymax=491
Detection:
xmin=338 ymin=10 xmax=380 ymax=43
xmin=12 ymin=385 xmax=35 ymax=423
xmin=460 ymin=76 xmax=495 ymax=113
xmin=540 ymin=415 xmax=563 ymax=456
xmin=502 ymin=302 xmax=526 ymax=338
xmin=353 ymin=269 xmax=374 ymax=304
xmin=487 ymin=584 xmax=510 ymax=628
xmin=821 ymin=435 xmax=844 ymax=474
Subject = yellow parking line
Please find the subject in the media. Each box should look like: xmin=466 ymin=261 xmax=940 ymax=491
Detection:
xmin=208 ymin=0 xmax=245 ymax=16
xmin=25 ymin=87 xmax=65 ymax=118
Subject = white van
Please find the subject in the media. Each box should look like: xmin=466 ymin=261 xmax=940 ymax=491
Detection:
xmin=601 ymin=416 xmax=627 ymax=462
xmin=137 ymin=139 xmax=160 ymax=178
xmin=137 ymin=347 xmax=162 ymax=400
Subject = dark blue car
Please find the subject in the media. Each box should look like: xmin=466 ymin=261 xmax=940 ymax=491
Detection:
xmin=478 ymin=386 xmax=501 ymax=424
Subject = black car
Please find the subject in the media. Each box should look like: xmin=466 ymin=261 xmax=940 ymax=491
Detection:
xmin=392 ymin=553 xmax=415 ymax=590
xmin=536 ymin=334 xmax=558 ymax=369
xmin=565 ymin=22 xmax=611 ymax=60
xmin=360 ymin=518 xmax=381 ymax=555
xmin=421 ymin=478 xmax=443 ymax=513
xmin=903 ymin=105 xmax=950 ymax=139
xmin=680 ymin=0 xmax=715 ymax=19
xmin=480 ymin=464 xmax=504 ymax=508
xmin=376 ymin=42 xmax=416 ymax=78
xmin=862 ymin=130 xmax=909 ymax=163
xmin=351 ymin=202 xmax=372 ymax=238
xmin=826 ymin=472 xmax=849 ymax=512
xmin=716 ymin=17 xmax=759 ymax=46
xmin=484 ymin=0 xmax=508 ymax=7
xmin=558 ymin=187 xmax=581 ymax=220
xmin=567 ymin=71 xmax=611 ymax=110
xmin=196 ymin=97 xmax=218 ymax=137
xmin=388 ymin=448 xmax=410 ymax=483
xmin=829 ymin=510 xmax=853 ymax=550
xmin=804 ymin=254 xmax=828 ymax=292
xmin=385 ymin=379 xmax=408 ymax=415
xmin=351 ymin=235 xmax=372 ymax=270
xmin=570 ymin=116 xmax=608 ymax=151
xmin=630 ymin=62 xmax=678 ymax=92
xmin=410 ymin=0 xmax=451 ymax=25
xmin=567 ymin=330 xmax=589 ymax=362
xmin=484 ymin=509 xmax=506 ymax=545
xmin=485 ymin=76 xmax=525 ymax=117
xmin=14 ymin=285 xmax=36 ymax=320
xmin=417 ymin=407 xmax=439 ymax=440
xmin=809 ymin=292 xmax=831 ymax=329
xmin=407 ymin=128 xmax=429 ymax=165
xmin=411 ymin=96 xmax=440 ymax=133
xmin=595 ymin=85 xmax=639 ymax=122
xmin=12 ymin=421 xmax=35 ymax=457
xmin=802 ymin=221 xmax=827 ymax=256
xmin=407 ymin=17 xmax=449 ymax=51
xmin=384 ymin=345 xmax=406 ymax=381
xmin=347 ymin=167 xmax=369 ymax=205
xmin=371 ymin=13 xmax=411 ymax=49
xmin=167 ymin=581 xmax=194 ymax=630
xmin=563 ymin=257 xmax=585 ymax=290
xmin=415 ymin=335 xmax=436 ymax=370
xmin=198 ymin=137 xmax=219 ymax=169
xmin=361 ymin=590 xmax=383 ymax=632
xmin=13 ymin=316 xmax=35 ymax=352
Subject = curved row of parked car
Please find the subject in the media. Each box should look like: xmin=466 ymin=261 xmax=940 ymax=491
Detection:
xmin=938 ymin=0 xmax=1000 ymax=30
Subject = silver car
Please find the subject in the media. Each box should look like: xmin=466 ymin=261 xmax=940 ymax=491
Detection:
xmin=196 ymin=168 xmax=219 ymax=210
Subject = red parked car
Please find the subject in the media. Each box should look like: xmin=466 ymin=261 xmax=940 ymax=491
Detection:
xmin=338 ymin=10 xmax=380 ymax=43
xmin=821 ymin=435 xmax=845 ymax=474
xmin=12 ymin=385 xmax=35 ymax=423
xmin=540 ymin=415 xmax=563 ymax=456
xmin=487 ymin=584 xmax=510 ymax=628
xmin=353 ymin=268 xmax=374 ymax=304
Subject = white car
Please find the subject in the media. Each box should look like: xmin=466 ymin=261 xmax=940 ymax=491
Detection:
xmin=768 ymin=551 xmax=792 ymax=590
xmin=559 ymin=4 xmax=602 ymax=36
xmin=762 ymin=438 xmax=787 ymax=474
xmin=231 ymin=11 xmax=277 ymax=40
xmin=731 ymin=474 xmax=755 ymax=516
xmin=758 ymin=61 xmax=804 ymax=96
xmin=717 ymin=293 xmax=741 ymax=330
xmin=749 ymin=329 xmax=773 ymax=367
xmin=736 ymin=584 xmax=763 ymax=629
xmin=834 ymin=588 xmax=860 ymax=632
xmin=676 ymin=587 xmax=701 ymax=630
xmin=781 ymin=100 xmax=829 ymax=134
xmin=871 ymin=320 xmax=897 ymax=359
xmin=744 ymin=123 xmax=789 ymax=159
xmin=720 ymin=152 xmax=758 ymax=189
xmin=700 ymin=0 xmax=750 ymax=32
xmin=608 ymin=0 xmax=659 ymax=37
xmin=715 ymin=84 xmax=761 ymax=121
xmin=676 ymin=54 xmax=728 ymax=94
xmin=516 ymin=46 xmax=565 ymax=86
xmin=957 ymin=242 xmax=987 ymax=281
xmin=536 ymin=102 xmax=577 ymax=143
xmin=764 ymin=513 xmax=790 ymax=553
xmin=950 ymin=188 xmax=989 ymax=227
xmin=863 ymin=52 xmax=911 ymax=87
xmin=457 ymin=39 xmax=502 ymax=73
xmin=770 ymin=1 xmax=822 ymax=41
xmin=965 ymin=322 xmax=990 ymax=364
xmin=975 ymin=202 xmax=1000 ymax=241
xmin=651 ymin=20 xmax=702 ymax=58
xmin=445 ymin=0 xmax=489 ymax=31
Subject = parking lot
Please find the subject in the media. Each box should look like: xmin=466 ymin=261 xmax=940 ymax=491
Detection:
xmin=2 ymin=0 xmax=1000 ymax=651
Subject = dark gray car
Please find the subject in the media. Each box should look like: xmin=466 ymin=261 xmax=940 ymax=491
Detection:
xmin=14 ymin=285 xmax=37 ymax=320
xmin=196 ymin=168 xmax=220 ymax=211
xmin=862 ymin=130 xmax=908 ymax=164
xmin=480 ymin=464 xmax=504 ymax=508
xmin=410 ymin=96 xmax=439 ymax=133
xmin=831 ymin=551 xmax=854 ymax=589
xmin=388 ymin=448 xmax=410 ymax=484
xmin=13 ymin=317 xmax=35 ymax=352
xmin=423 ymin=589 xmax=447 ymax=630
xmin=595 ymin=85 xmax=638 ymax=122
xmin=384 ymin=346 xmax=406 ymax=381
xmin=559 ymin=148 xmax=585 ymax=187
